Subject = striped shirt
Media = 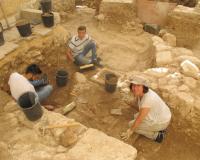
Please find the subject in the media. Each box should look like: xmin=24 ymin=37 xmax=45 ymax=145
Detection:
xmin=68 ymin=34 xmax=92 ymax=57
xmin=138 ymin=89 xmax=171 ymax=124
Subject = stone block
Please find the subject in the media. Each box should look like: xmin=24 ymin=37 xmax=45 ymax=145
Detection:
xmin=162 ymin=33 xmax=176 ymax=47
xmin=0 ymin=42 xmax=19 ymax=60
xmin=53 ymin=0 xmax=75 ymax=12
xmin=167 ymin=5 xmax=200 ymax=47
xmin=175 ymin=55 xmax=200 ymax=68
xmin=33 ymin=24 xmax=52 ymax=36
xmin=100 ymin=0 xmax=136 ymax=24
xmin=144 ymin=67 xmax=169 ymax=78
xmin=155 ymin=43 xmax=172 ymax=52
xmin=66 ymin=128 xmax=137 ymax=160
xmin=180 ymin=60 xmax=199 ymax=79
xmin=20 ymin=9 xmax=61 ymax=25
xmin=156 ymin=51 xmax=173 ymax=66
xmin=171 ymin=47 xmax=193 ymax=57
xmin=110 ymin=108 xmax=122 ymax=115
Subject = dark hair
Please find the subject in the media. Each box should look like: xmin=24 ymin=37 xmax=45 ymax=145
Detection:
xmin=129 ymin=83 xmax=149 ymax=94
xmin=26 ymin=64 xmax=42 ymax=75
xmin=78 ymin=26 xmax=86 ymax=32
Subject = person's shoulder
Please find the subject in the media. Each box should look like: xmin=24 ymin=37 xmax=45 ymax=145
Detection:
xmin=70 ymin=35 xmax=78 ymax=42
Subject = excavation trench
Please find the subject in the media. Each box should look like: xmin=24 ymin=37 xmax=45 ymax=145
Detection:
xmin=0 ymin=16 xmax=199 ymax=160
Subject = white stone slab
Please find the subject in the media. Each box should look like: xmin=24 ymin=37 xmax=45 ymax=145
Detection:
xmin=67 ymin=128 xmax=137 ymax=160
xmin=0 ymin=42 xmax=18 ymax=60
xmin=33 ymin=25 xmax=52 ymax=36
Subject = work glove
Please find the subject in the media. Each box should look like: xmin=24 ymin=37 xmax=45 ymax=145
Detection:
xmin=121 ymin=128 xmax=134 ymax=141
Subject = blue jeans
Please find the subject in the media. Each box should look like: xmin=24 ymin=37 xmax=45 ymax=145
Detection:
xmin=36 ymin=85 xmax=53 ymax=103
xmin=75 ymin=41 xmax=97 ymax=65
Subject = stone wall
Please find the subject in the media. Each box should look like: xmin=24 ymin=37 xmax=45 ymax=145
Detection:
xmin=52 ymin=0 xmax=75 ymax=12
xmin=167 ymin=5 xmax=200 ymax=48
xmin=0 ymin=0 xmax=39 ymax=19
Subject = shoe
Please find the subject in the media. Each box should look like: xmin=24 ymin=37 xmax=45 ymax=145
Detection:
xmin=155 ymin=130 xmax=166 ymax=143
xmin=93 ymin=57 xmax=103 ymax=68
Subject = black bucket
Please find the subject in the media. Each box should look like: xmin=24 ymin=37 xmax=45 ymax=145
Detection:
xmin=105 ymin=73 xmax=118 ymax=93
xmin=18 ymin=92 xmax=43 ymax=121
xmin=40 ymin=0 xmax=52 ymax=13
xmin=41 ymin=13 xmax=54 ymax=28
xmin=16 ymin=20 xmax=32 ymax=37
xmin=0 ymin=23 xmax=5 ymax=46
xmin=56 ymin=70 xmax=68 ymax=87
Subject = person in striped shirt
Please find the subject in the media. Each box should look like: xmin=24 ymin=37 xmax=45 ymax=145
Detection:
xmin=66 ymin=26 xmax=101 ymax=66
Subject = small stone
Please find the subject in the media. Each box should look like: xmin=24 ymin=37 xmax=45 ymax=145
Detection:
xmin=60 ymin=128 xmax=78 ymax=147
xmin=63 ymin=102 xmax=76 ymax=115
xmin=162 ymin=33 xmax=176 ymax=47
xmin=110 ymin=109 xmax=122 ymax=115
xmin=180 ymin=60 xmax=199 ymax=79
xmin=152 ymin=36 xmax=164 ymax=46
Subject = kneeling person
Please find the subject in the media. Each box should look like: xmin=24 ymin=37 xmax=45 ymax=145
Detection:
xmin=121 ymin=76 xmax=171 ymax=143
xmin=66 ymin=26 xmax=101 ymax=66
xmin=8 ymin=64 xmax=54 ymax=110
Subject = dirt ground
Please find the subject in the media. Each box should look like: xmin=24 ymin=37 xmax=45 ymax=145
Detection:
xmin=40 ymin=7 xmax=200 ymax=160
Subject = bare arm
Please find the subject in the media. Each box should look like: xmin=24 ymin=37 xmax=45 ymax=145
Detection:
xmin=130 ymin=107 xmax=150 ymax=131
xmin=66 ymin=47 xmax=73 ymax=62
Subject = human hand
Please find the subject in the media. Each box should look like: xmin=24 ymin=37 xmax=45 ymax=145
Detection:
xmin=121 ymin=129 xmax=134 ymax=141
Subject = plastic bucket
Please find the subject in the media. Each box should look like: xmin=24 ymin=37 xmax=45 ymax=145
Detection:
xmin=105 ymin=73 xmax=118 ymax=93
xmin=16 ymin=20 xmax=32 ymax=37
xmin=41 ymin=13 xmax=54 ymax=28
xmin=0 ymin=23 xmax=5 ymax=46
xmin=40 ymin=0 xmax=52 ymax=13
xmin=18 ymin=92 xmax=43 ymax=121
xmin=56 ymin=70 xmax=68 ymax=87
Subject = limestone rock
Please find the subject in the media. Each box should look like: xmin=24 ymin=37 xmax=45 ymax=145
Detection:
xmin=162 ymin=33 xmax=176 ymax=47
xmin=180 ymin=60 xmax=200 ymax=79
xmin=144 ymin=67 xmax=169 ymax=78
xmin=66 ymin=128 xmax=137 ymax=160
xmin=183 ymin=76 xmax=197 ymax=89
xmin=155 ymin=43 xmax=172 ymax=52
xmin=152 ymin=36 xmax=165 ymax=46
xmin=3 ymin=101 xmax=19 ymax=113
xmin=60 ymin=128 xmax=78 ymax=147
xmin=171 ymin=47 xmax=193 ymax=57
xmin=156 ymin=51 xmax=173 ymax=66
xmin=110 ymin=108 xmax=122 ymax=115
xmin=176 ymin=55 xmax=200 ymax=68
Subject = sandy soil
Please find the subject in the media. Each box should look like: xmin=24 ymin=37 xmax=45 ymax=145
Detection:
xmin=42 ymin=7 xmax=200 ymax=160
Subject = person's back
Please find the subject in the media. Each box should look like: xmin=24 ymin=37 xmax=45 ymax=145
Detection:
xmin=8 ymin=72 xmax=36 ymax=100
xmin=139 ymin=89 xmax=171 ymax=124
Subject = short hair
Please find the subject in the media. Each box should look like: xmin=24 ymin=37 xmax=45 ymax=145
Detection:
xmin=129 ymin=83 xmax=149 ymax=94
xmin=26 ymin=64 xmax=42 ymax=75
xmin=78 ymin=26 xmax=86 ymax=32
